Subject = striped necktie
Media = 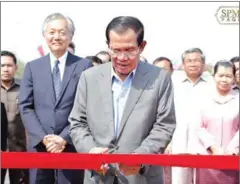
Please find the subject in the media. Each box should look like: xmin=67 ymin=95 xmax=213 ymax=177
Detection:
xmin=53 ymin=60 xmax=61 ymax=101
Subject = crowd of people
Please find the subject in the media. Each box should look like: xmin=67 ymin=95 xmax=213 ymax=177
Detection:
xmin=1 ymin=12 xmax=239 ymax=184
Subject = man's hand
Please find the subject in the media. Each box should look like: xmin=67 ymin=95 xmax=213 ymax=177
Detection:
xmin=210 ymin=145 xmax=224 ymax=155
xmin=44 ymin=134 xmax=67 ymax=153
xmin=164 ymin=143 xmax=172 ymax=154
xmin=119 ymin=163 xmax=141 ymax=176
xmin=42 ymin=137 xmax=49 ymax=147
xmin=89 ymin=147 xmax=109 ymax=175
xmin=89 ymin=147 xmax=108 ymax=154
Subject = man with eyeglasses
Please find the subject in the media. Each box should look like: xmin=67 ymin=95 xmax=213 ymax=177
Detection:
xmin=69 ymin=16 xmax=176 ymax=184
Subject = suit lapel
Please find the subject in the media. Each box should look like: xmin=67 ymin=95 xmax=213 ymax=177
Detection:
xmin=118 ymin=63 xmax=149 ymax=138
xmin=98 ymin=64 xmax=115 ymax=138
xmin=55 ymin=53 xmax=77 ymax=106
xmin=42 ymin=55 xmax=56 ymax=105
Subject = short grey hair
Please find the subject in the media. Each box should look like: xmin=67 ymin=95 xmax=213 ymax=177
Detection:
xmin=42 ymin=12 xmax=75 ymax=38
xmin=181 ymin=48 xmax=206 ymax=63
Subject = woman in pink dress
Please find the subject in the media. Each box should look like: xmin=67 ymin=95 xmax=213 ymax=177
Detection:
xmin=193 ymin=60 xmax=239 ymax=184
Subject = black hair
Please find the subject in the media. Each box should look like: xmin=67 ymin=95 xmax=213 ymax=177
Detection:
xmin=153 ymin=56 xmax=173 ymax=70
xmin=213 ymin=60 xmax=236 ymax=76
xmin=96 ymin=51 xmax=111 ymax=61
xmin=1 ymin=50 xmax=17 ymax=64
xmin=106 ymin=16 xmax=144 ymax=46
xmin=230 ymin=56 xmax=239 ymax=64
xmin=85 ymin=56 xmax=103 ymax=65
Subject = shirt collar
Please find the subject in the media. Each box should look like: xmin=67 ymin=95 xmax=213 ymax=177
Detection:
xmin=211 ymin=88 xmax=238 ymax=104
xmin=1 ymin=78 xmax=20 ymax=90
xmin=49 ymin=51 xmax=68 ymax=65
xmin=181 ymin=73 xmax=207 ymax=84
xmin=111 ymin=62 xmax=138 ymax=82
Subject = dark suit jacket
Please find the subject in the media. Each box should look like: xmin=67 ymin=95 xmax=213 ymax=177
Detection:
xmin=1 ymin=102 xmax=8 ymax=151
xmin=19 ymin=52 xmax=92 ymax=151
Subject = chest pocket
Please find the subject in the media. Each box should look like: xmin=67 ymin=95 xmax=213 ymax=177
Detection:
xmin=8 ymin=92 xmax=20 ymax=115
xmin=3 ymin=91 xmax=20 ymax=124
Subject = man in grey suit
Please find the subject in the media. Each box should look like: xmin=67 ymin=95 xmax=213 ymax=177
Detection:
xmin=69 ymin=16 xmax=176 ymax=184
xmin=19 ymin=13 xmax=92 ymax=184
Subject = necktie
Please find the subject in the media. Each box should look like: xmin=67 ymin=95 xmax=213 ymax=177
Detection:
xmin=53 ymin=60 xmax=61 ymax=101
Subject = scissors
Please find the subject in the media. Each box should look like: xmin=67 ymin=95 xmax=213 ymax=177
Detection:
xmin=99 ymin=145 xmax=129 ymax=184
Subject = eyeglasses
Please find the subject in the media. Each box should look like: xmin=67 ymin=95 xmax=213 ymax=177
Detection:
xmin=108 ymin=48 xmax=140 ymax=58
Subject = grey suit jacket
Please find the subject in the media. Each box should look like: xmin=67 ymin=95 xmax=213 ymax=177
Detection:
xmin=19 ymin=52 xmax=92 ymax=151
xmin=69 ymin=62 xmax=176 ymax=184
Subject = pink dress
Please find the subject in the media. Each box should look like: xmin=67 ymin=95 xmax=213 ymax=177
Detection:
xmin=193 ymin=90 xmax=239 ymax=184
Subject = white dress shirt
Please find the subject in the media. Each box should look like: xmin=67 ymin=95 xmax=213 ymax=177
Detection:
xmin=49 ymin=51 xmax=68 ymax=80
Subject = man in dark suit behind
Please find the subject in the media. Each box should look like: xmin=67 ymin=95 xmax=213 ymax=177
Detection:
xmin=19 ymin=13 xmax=92 ymax=184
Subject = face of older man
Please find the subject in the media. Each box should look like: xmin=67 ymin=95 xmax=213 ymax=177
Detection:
xmin=44 ymin=18 xmax=72 ymax=58
xmin=183 ymin=52 xmax=205 ymax=80
xmin=108 ymin=28 xmax=146 ymax=81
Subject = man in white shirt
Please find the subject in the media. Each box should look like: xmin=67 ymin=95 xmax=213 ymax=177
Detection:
xmin=170 ymin=48 xmax=213 ymax=184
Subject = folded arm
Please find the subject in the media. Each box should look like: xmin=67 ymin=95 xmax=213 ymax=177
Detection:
xmin=194 ymin=113 xmax=221 ymax=154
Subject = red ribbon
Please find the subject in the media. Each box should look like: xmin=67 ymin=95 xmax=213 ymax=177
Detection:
xmin=1 ymin=152 xmax=239 ymax=170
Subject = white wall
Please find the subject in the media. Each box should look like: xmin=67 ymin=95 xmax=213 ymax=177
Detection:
xmin=1 ymin=2 xmax=239 ymax=64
